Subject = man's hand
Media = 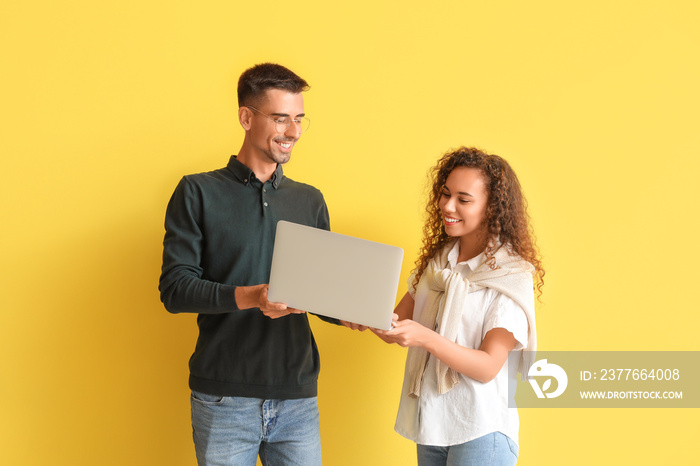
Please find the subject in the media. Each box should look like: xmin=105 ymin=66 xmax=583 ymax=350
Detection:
xmin=235 ymin=284 xmax=305 ymax=319
xmin=340 ymin=320 xmax=368 ymax=331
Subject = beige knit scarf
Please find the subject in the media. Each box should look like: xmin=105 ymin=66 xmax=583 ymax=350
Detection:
xmin=406 ymin=241 xmax=537 ymax=398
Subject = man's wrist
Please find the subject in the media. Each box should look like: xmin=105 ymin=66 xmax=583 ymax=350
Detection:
xmin=234 ymin=284 xmax=262 ymax=310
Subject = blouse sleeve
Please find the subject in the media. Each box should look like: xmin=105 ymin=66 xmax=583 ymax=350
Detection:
xmin=482 ymin=293 xmax=529 ymax=350
xmin=406 ymin=272 xmax=418 ymax=298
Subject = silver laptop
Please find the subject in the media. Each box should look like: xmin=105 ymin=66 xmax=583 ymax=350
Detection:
xmin=267 ymin=221 xmax=404 ymax=330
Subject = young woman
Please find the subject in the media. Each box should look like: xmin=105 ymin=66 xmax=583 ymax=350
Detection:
xmin=375 ymin=146 xmax=544 ymax=465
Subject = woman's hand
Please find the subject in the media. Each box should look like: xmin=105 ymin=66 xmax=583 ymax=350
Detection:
xmin=379 ymin=316 xmax=435 ymax=348
xmin=371 ymin=293 xmax=419 ymax=345
xmin=371 ymin=313 xmax=399 ymax=343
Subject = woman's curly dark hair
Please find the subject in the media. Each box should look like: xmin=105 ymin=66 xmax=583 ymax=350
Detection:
xmin=413 ymin=146 xmax=544 ymax=297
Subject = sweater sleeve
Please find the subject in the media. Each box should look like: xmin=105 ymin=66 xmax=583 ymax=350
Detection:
xmin=158 ymin=177 xmax=239 ymax=314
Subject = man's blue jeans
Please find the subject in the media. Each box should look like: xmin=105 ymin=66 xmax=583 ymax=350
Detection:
xmin=416 ymin=432 xmax=519 ymax=466
xmin=191 ymin=391 xmax=322 ymax=466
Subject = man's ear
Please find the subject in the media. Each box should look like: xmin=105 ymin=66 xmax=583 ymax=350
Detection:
xmin=239 ymin=106 xmax=252 ymax=130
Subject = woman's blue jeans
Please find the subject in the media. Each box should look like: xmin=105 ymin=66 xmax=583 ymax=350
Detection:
xmin=417 ymin=432 xmax=519 ymax=466
xmin=190 ymin=391 xmax=322 ymax=466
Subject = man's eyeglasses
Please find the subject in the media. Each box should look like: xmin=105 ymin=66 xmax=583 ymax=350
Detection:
xmin=246 ymin=106 xmax=311 ymax=134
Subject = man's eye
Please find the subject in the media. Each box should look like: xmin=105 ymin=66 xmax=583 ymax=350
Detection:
xmin=274 ymin=118 xmax=290 ymax=124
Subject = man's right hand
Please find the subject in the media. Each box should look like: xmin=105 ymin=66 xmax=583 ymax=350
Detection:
xmin=235 ymin=284 xmax=305 ymax=319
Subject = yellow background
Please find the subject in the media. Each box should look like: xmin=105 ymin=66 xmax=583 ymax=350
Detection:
xmin=1 ymin=1 xmax=698 ymax=464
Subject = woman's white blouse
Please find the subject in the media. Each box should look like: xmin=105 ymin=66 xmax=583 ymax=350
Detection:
xmin=394 ymin=243 xmax=529 ymax=446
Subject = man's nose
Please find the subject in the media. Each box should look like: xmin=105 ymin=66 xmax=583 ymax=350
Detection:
xmin=284 ymin=121 xmax=301 ymax=138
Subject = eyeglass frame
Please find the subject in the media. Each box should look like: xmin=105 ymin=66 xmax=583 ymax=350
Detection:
xmin=245 ymin=106 xmax=311 ymax=134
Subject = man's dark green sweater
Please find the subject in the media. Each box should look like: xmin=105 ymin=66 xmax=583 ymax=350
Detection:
xmin=159 ymin=156 xmax=336 ymax=399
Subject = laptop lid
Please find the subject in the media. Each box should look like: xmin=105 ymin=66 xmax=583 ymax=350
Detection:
xmin=267 ymin=220 xmax=404 ymax=330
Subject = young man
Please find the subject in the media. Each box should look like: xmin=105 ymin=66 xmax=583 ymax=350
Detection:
xmin=159 ymin=63 xmax=340 ymax=465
